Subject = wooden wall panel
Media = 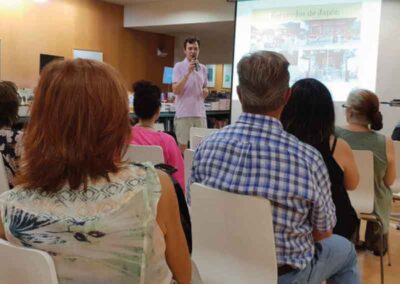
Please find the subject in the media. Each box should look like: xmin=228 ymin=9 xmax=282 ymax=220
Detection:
xmin=0 ymin=0 xmax=174 ymax=91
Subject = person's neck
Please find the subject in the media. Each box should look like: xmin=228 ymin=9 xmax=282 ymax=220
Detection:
xmin=244 ymin=108 xmax=282 ymax=120
xmin=346 ymin=122 xmax=370 ymax=132
xmin=138 ymin=119 xmax=155 ymax=130
xmin=266 ymin=109 xmax=282 ymax=119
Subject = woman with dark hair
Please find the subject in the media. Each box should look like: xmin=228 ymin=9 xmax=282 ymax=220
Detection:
xmin=281 ymin=78 xmax=360 ymax=240
xmin=0 ymin=60 xmax=191 ymax=284
xmin=336 ymin=89 xmax=396 ymax=255
xmin=0 ymin=80 xmax=22 ymax=188
xmin=130 ymin=80 xmax=185 ymax=192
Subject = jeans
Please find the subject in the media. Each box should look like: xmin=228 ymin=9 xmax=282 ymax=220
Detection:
xmin=278 ymin=234 xmax=361 ymax=284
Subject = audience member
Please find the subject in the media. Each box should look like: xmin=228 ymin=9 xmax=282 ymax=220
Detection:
xmin=392 ymin=121 xmax=400 ymax=141
xmin=281 ymin=78 xmax=359 ymax=241
xmin=336 ymin=89 xmax=396 ymax=255
xmin=130 ymin=80 xmax=185 ymax=191
xmin=0 ymin=59 xmax=191 ymax=284
xmin=190 ymin=51 xmax=361 ymax=284
xmin=0 ymin=81 xmax=22 ymax=188
xmin=172 ymin=37 xmax=209 ymax=152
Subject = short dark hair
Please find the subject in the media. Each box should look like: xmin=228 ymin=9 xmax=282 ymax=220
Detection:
xmin=133 ymin=80 xmax=161 ymax=120
xmin=183 ymin=37 xmax=200 ymax=49
xmin=281 ymin=78 xmax=335 ymax=148
xmin=0 ymin=81 xmax=19 ymax=128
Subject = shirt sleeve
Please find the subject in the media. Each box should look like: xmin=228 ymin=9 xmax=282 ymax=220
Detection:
xmin=163 ymin=135 xmax=185 ymax=193
xmin=310 ymin=155 xmax=336 ymax=232
xmin=203 ymin=65 xmax=208 ymax=88
xmin=172 ymin=63 xmax=182 ymax=84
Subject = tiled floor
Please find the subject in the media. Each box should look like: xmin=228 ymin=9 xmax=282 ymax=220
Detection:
xmin=359 ymin=201 xmax=400 ymax=284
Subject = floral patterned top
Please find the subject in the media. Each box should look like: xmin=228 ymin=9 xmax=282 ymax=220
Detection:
xmin=0 ymin=163 xmax=172 ymax=284
xmin=0 ymin=128 xmax=22 ymax=188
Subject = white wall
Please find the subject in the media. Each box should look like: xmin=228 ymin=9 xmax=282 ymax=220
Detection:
xmin=124 ymin=0 xmax=234 ymax=27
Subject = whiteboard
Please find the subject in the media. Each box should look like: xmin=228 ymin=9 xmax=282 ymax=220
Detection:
xmin=73 ymin=49 xmax=103 ymax=62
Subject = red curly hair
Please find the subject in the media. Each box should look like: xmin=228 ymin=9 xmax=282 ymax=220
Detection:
xmin=16 ymin=59 xmax=131 ymax=191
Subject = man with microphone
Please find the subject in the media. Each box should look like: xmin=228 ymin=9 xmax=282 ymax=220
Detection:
xmin=172 ymin=37 xmax=209 ymax=153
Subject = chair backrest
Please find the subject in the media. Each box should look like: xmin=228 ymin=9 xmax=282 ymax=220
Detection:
xmin=191 ymin=183 xmax=277 ymax=284
xmin=348 ymin=150 xmax=374 ymax=215
xmin=190 ymin=135 xmax=204 ymax=150
xmin=184 ymin=149 xmax=195 ymax=187
xmin=124 ymin=145 xmax=164 ymax=165
xmin=0 ymin=239 xmax=58 ymax=284
xmin=0 ymin=157 xmax=10 ymax=193
xmin=391 ymin=141 xmax=400 ymax=193
xmin=189 ymin=127 xmax=218 ymax=150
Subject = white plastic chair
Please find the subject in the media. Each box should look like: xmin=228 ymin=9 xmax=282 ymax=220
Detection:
xmin=191 ymin=135 xmax=204 ymax=150
xmin=190 ymin=183 xmax=277 ymax=284
xmin=189 ymin=127 xmax=218 ymax=150
xmin=348 ymin=150 xmax=385 ymax=284
xmin=184 ymin=149 xmax=195 ymax=187
xmin=0 ymin=239 xmax=58 ymax=284
xmin=124 ymin=145 xmax=164 ymax=164
xmin=348 ymin=150 xmax=374 ymax=215
xmin=0 ymin=157 xmax=10 ymax=193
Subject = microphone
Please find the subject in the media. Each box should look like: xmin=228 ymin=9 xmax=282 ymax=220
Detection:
xmin=194 ymin=57 xmax=200 ymax=72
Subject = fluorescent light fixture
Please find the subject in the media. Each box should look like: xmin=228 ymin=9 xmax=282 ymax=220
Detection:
xmin=0 ymin=0 xmax=23 ymax=8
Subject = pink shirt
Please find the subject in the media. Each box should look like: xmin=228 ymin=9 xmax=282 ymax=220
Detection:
xmin=172 ymin=58 xmax=208 ymax=118
xmin=130 ymin=126 xmax=185 ymax=192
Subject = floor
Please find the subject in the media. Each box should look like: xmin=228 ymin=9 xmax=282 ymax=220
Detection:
xmin=359 ymin=201 xmax=400 ymax=284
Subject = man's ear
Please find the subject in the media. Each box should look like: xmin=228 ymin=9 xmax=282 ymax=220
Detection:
xmin=283 ymin=88 xmax=291 ymax=105
xmin=237 ymin=86 xmax=242 ymax=104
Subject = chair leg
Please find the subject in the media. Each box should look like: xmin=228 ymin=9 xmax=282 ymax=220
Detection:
xmin=387 ymin=232 xmax=392 ymax=266
xmin=376 ymin=220 xmax=384 ymax=284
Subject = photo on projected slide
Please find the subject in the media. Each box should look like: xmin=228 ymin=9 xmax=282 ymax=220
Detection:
xmin=251 ymin=4 xmax=360 ymax=86
xmin=233 ymin=0 xmax=382 ymax=102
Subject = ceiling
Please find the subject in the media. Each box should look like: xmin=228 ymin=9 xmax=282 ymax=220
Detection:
xmin=100 ymin=0 xmax=234 ymax=38
xmin=131 ymin=21 xmax=234 ymax=38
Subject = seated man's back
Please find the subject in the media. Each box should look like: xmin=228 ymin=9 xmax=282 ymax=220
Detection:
xmin=191 ymin=112 xmax=335 ymax=270
xmin=189 ymin=50 xmax=360 ymax=284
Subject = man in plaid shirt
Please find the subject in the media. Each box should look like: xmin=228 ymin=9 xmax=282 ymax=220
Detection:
xmin=190 ymin=51 xmax=360 ymax=283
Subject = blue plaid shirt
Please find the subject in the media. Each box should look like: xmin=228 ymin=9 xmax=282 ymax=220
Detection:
xmin=190 ymin=113 xmax=336 ymax=269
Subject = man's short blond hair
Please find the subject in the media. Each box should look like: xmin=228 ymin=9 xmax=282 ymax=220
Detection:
xmin=237 ymin=51 xmax=290 ymax=113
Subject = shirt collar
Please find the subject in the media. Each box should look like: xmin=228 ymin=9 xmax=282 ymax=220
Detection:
xmin=237 ymin=112 xmax=283 ymax=131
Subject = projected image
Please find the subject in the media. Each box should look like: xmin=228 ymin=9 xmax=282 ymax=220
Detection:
xmin=251 ymin=5 xmax=360 ymax=85
xmin=233 ymin=0 xmax=382 ymax=102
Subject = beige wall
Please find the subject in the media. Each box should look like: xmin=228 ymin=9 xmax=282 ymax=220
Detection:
xmin=0 ymin=0 xmax=174 ymax=91
xmin=174 ymin=31 xmax=234 ymax=65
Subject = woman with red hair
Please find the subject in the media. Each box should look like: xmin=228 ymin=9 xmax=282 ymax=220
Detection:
xmin=0 ymin=59 xmax=191 ymax=284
